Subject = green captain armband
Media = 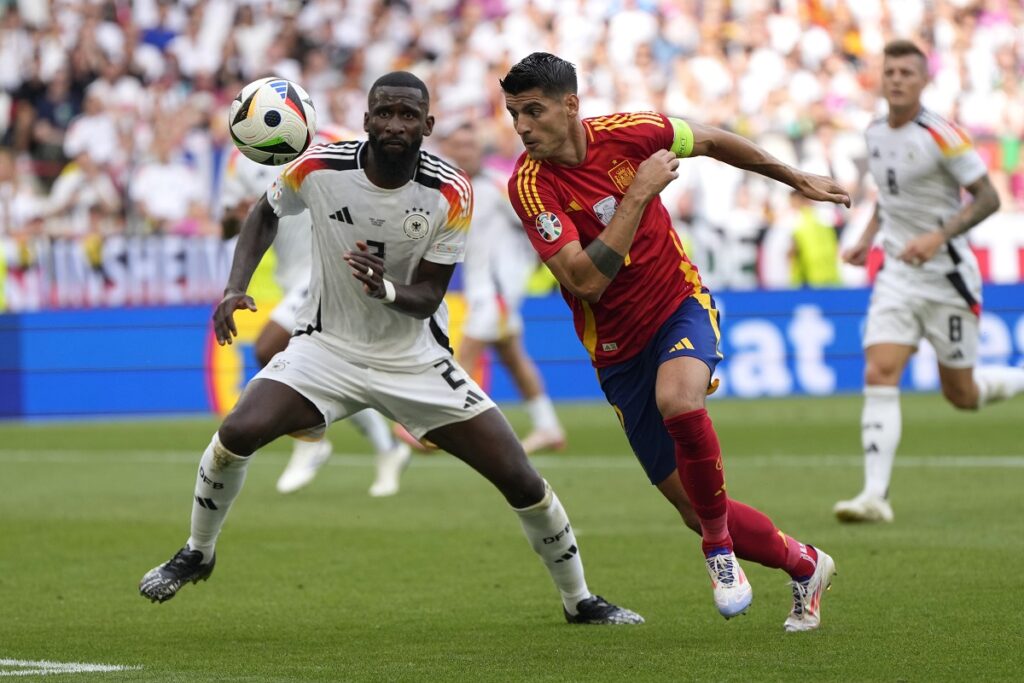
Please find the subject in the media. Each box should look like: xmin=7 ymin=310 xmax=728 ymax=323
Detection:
xmin=669 ymin=117 xmax=694 ymax=158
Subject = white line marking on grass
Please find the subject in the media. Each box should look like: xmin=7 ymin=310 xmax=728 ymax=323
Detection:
xmin=0 ymin=450 xmax=1023 ymax=469
xmin=0 ymin=659 xmax=142 ymax=676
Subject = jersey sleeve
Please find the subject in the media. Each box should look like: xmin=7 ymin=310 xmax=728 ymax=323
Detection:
xmin=923 ymin=119 xmax=987 ymax=186
xmin=266 ymin=156 xmax=309 ymax=218
xmin=424 ymin=169 xmax=473 ymax=265
xmin=507 ymin=162 xmax=580 ymax=262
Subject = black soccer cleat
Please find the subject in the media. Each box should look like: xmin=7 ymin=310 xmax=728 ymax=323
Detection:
xmin=139 ymin=546 xmax=215 ymax=603
xmin=564 ymin=595 xmax=645 ymax=625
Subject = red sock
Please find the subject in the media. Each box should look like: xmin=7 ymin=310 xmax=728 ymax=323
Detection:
xmin=726 ymin=500 xmax=818 ymax=579
xmin=664 ymin=409 xmax=731 ymax=553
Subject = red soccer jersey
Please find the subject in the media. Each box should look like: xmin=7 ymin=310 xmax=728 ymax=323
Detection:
xmin=507 ymin=111 xmax=705 ymax=367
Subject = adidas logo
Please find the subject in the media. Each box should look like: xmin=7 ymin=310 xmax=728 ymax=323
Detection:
xmin=329 ymin=207 xmax=353 ymax=224
xmin=195 ymin=496 xmax=218 ymax=510
xmin=463 ymin=390 xmax=484 ymax=409
xmin=554 ymin=544 xmax=578 ymax=563
xmin=949 ymin=348 xmax=964 ymax=360
xmin=865 ymin=442 xmax=879 ymax=454
xmin=669 ymin=337 xmax=694 ymax=352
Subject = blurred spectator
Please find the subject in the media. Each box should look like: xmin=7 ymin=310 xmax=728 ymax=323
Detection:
xmin=0 ymin=147 xmax=44 ymax=235
xmin=45 ymin=152 xmax=121 ymax=236
xmin=129 ymin=135 xmax=207 ymax=235
xmin=0 ymin=0 xmax=1019 ymax=289
xmin=788 ymin=191 xmax=842 ymax=288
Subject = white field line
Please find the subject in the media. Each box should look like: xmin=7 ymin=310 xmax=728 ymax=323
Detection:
xmin=0 ymin=450 xmax=1023 ymax=469
xmin=0 ymin=658 xmax=142 ymax=677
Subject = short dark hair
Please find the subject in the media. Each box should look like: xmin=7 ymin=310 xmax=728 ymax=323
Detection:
xmin=883 ymin=39 xmax=927 ymax=63
xmin=369 ymin=71 xmax=429 ymax=104
xmin=499 ymin=52 xmax=577 ymax=97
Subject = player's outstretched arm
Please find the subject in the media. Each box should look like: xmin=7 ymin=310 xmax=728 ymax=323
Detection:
xmin=344 ymin=240 xmax=454 ymax=319
xmin=688 ymin=122 xmax=851 ymax=207
xmin=213 ymin=194 xmax=279 ymax=345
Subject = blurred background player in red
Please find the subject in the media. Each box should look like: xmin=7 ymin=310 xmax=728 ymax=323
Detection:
xmin=220 ymin=122 xmax=411 ymax=497
xmin=833 ymin=40 xmax=1024 ymax=523
xmin=438 ymin=119 xmax=566 ymax=454
xmin=501 ymin=52 xmax=849 ymax=631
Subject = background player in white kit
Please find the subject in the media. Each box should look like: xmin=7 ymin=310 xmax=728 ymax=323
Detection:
xmin=834 ymin=40 xmax=1024 ymax=523
xmin=221 ymin=129 xmax=411 ymax=497
xmin=139 ymin=72 xmax=641 ymax=626
xmin=439 ymin=121 xmax=565 ymax=454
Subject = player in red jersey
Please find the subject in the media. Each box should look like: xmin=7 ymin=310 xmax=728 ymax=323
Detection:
xmin=501 ymin=53 xmax=850 ymax=630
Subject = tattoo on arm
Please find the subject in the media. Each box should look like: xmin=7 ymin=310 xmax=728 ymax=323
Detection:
xmin=584 ymin=238 xmax=626 ymax=280
xmin=941 ymin=175 xmax=1000 ymax=239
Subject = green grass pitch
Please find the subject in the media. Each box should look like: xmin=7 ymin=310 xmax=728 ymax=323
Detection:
xmin=0 ymin=394 xmax=1021 ymax=681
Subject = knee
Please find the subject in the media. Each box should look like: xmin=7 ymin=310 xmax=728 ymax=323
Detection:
xmin=218 ymin=412 xmax=265 ymax=455
xmin=864 ymin=361 xmax=901 ymax=387
xmin=503 ymin=466 xmax=547 ymax=509
xmin=941 ymin=383 xmax=978 ymax=411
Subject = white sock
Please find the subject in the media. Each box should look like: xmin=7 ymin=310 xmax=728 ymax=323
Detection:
xmin=975 ymin=365 xmax=1024 ymax=407
xmin=862 ymin=386 xmax=901 ymax=500
xmin=349 ymin=409 xmax=395 ymax=453
xmin=525 ymin=395 xmax=561 ymax=433
xmin=186 ymin=433 xmax=251 ymax=562
xmin=513 ymin=481 xmax=591 ymax=614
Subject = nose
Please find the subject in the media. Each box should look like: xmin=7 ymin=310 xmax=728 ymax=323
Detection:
xmin=514 ymin=117 xmax=531 ymax=137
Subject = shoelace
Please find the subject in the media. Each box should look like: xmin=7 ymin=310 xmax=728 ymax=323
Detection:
xmin=788 ymin=579 xmax=810 ymax=616
xmin=708 ymin=553 xmax=738 ymax=586
xmin=167 ymin=550 xmax=200 ymax=571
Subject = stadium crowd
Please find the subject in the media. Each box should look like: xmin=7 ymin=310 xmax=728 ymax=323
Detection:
xmin=1 ymin=0 xmax=1021 ymax=288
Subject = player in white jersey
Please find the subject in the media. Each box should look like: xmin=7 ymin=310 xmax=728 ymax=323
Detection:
xmin=834 ymin=40 xmax=1024 ymax=523
xmin=436 ymin=121 xmax=565 ymax=453
xmin=220 ymin=129 xmax=411 ymax=498
xmin=139 ymin=72 xmax=642 ymax=625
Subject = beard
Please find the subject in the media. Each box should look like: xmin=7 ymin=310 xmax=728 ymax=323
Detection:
xmin=367 ymin=132 xmax=422 ymax=172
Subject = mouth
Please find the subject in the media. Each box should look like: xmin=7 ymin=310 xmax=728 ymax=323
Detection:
xmin=382 ymin=139 xmax=407 ymax=149
xmin=523 ymin=140 xmax=539 ymax=150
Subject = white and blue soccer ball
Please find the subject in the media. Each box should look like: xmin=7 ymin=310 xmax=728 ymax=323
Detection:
xmin=229 ymin=77 xmax=318 ymax=166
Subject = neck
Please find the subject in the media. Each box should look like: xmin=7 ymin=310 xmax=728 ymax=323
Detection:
xmin=362 ymin=143 xmax=417 ymax=189
xmin=549 ymin=118 xmax=588 ymax=166
xmin=888 ymin=101 xmax=922 ymax=128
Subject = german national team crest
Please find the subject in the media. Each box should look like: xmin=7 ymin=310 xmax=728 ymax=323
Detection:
xmin=403 ymin=209 xmax=429 ymax=239
xmin=535 ymin=211 xmax=562 ymax=242
xmin=608 ymin=159 xmax=637 ymax=193
xmin=593 ymin=195 xmax=618 ymax=226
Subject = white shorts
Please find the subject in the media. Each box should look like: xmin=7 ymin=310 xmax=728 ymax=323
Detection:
xmin=863 ymin=282 xmax=978 ymax=369
xmin=253 ymin=334 xmax=496 ymax=438
xmin=462 ymin=293 xmax=524 ymax=342
xmin=269 ymin=282 xmax=309 ymax=331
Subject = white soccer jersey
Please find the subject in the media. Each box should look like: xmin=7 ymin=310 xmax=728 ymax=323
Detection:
xmin=268 ymin=140 xmax=473 ymax=371
xmin=866 ymin=108 xmax=988 ymax=306
xmin=462 ymin=168 xmax=536 ymax=302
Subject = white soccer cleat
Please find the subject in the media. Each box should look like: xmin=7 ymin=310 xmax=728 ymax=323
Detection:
xmin=784 ymin=547 xmax=837 ymax=632
xmin=833 ymin=493 xmax=894 ymax=523
xmin=368 ymin=442 xmax=412 ymax=497
xmin=705 ymin=548 xmax=753 ymax=619
xmin=276 ymin=439 xmax=333 ymax=494
xmin=521 ymin=428 xmax=567 ymax=455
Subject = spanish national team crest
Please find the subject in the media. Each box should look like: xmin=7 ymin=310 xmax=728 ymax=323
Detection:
xmin=535 ymin=211 xmax=562 ymax=242
xmin=608 ymin=159 xmax=637 ymax=193
xmin=403 ymin=210 xmax=429 ymax=239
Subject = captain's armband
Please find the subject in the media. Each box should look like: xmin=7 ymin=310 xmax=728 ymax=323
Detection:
xmin=668 ymin=117 xmax=694 ymax=158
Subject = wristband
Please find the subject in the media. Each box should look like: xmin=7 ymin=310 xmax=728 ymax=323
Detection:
xmin=381 ymin=279 xmax=396 ymax=304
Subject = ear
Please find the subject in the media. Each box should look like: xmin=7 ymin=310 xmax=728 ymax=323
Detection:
xmin=564 ymin=93 xmax=579 ymax=118
xmin=362 ymin=111 xmax=369 ymax=133
xmin=423 ymin=114 xmax=435 ymax=137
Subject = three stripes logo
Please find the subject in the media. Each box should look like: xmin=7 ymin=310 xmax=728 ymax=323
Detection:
xmin=195 ymin=496 xmax=218 ymax=510
xmin=329 ymin=207 xmax=353 ymax=224
xmin=269 ymin=80 xmax=289 ymax=99
xmin=554 ymin=544 xmax=578 ymax=563
xmin=463 ymin=390 xmax=484 ymax=410
xmin=669 ymin=337 xmax=694 ymax=353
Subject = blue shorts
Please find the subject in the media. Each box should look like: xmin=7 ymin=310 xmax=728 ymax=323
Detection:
xmin=596 ymin=292 xmax=722 ymax=485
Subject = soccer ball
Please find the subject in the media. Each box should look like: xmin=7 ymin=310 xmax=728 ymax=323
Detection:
xmin=228 ymin=77 xmax=317 ymax=166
